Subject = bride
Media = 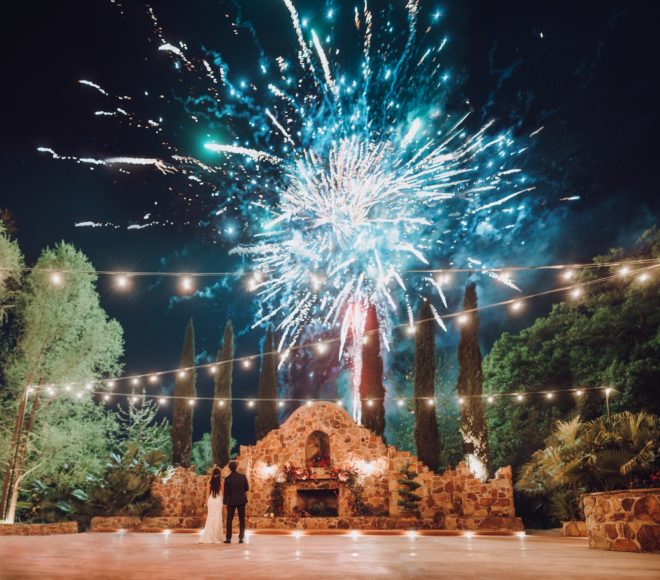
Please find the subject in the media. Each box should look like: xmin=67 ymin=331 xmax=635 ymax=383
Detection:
xmin=198 ymin=467 xmax=224 ymax=544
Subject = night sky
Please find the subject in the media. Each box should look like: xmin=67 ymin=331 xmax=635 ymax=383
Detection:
xmin=1 ymin=1 xmax=659 ymax=444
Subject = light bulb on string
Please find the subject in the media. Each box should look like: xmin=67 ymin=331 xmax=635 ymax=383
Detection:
xmin=209 ymin=365 xmax=217 ymax=374
xmin=178 ymin=370 xmax=187 ymax=378
xmin=247 ymin=399 xmax=255 ymax=408
xmin=47 ymin=387 xmax=55 ymax=397
xmin=278 ymin=400 xmax=285 ymax=408
xmin=316 ymin=342 xmax=328 ymax=355
xmin=131 ymin=378 xmax=140 ymax=387
xmin=604 ymin=387 xmax=612 ymax=396
xmin=546 ymin=392 xmax=554 ymax=400
xmin=115 ymin=274 xmax=130 ymax=290
xmin=436 ymin=273 xmax=451 ymax=286
xmin=106 ymin=380 xmax=115 ymax=389
xmin=158 ymin=397 xmax=167 ymax=405
xmin=406 ymin=326 xmax=416 ymax=336
xmin=510 ymin=300 xmax=523 ymax=312
xmin=619 ymin=265 xmax=630 ymax=276
xmin=217 ymin=399 xmax=226 ymax=407
xmin=397 ymin=398 xmax=405 ymax=407
xmin=188 ymin=398 xmax=195 ymax=406
xmin=180 ymin=275 xmax=194 ymax=293
xmin=85 ymin=382 xmax=93 ymax=390
xmin=306 ymin=400 xmax=313 ymax=407
xmin=426 ymin=397 xmax=435 ymax=406
xmin=49 ymin=271 xmax=63 ymax=286
xmin=458 ymin=397 xmax=465 ymax=406
xmin=336 ymin=400 xmax=343 ymax=407
xmin=103 ymin=394 xmax=111 ymax=402
xmin=456 ymin=314 xmax=469 ymax=326
xmin=242 ymin=359 xmax=252 ymax=369
xmin=366 ymin=399 xmax=374 ymax=407
xmin=575 ymin=389 xmax=583 ymax=397
xmin=570 ymin=287 xmax=582 ymax=299
xmin=131 ymin=395 xmax=139 ymax=403
xmin=148 ymin=374 xmax=158 ymax=384
xmin=637 ymin=272 xmax=650 ymax=283
xmin=516 ymin=394 xmax=525 ymax=402
xmin=487 ymin=395 xmax=495 ymax=404
xmin=75 ymin=391 xmax=84 ymax=400
xmin=64 ymin=384 xmax=72 ymax=393
xmin=562 ymin=269 xmax=575 ymax=281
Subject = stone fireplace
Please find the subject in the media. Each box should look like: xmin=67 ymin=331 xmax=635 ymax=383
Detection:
xmin=296 ymin=489 xmax=338 ymax=517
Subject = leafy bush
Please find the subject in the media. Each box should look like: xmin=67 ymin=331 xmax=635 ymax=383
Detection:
xmin=516 ymin=411 xmax=659 ymax=522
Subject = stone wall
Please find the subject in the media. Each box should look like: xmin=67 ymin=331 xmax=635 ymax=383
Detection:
xmin=146 ymin=403 xmax=521 ymax=531
xmin=583 ymin=488 xmax=659 ymax=552
xmin=0 ymin=522 xmax=78 ymax=535
xmin=151 ymin=465 xmax=207 ymax=517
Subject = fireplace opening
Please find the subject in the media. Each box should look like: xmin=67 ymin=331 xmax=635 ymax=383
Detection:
xmin=295 ymin=489 xmax=338 ymax=517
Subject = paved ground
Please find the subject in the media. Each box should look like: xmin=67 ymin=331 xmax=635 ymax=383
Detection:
xmin=0 ymin=532 xmax=658 ymax=579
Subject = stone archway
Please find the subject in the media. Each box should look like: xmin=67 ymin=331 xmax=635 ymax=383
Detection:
xmin=305 ymin=430 xmax=330 ymax=468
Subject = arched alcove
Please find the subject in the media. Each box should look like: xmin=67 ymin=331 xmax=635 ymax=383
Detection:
xmin=305 ymin=430 xmax=331 ymax=468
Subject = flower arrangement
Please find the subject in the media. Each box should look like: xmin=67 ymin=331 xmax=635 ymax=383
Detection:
xmin=330 ymin=465 xmax=371 ymax=516
xmin=308 ymin=454 xmax=330 ymax=468
xmin=281 ymin=462 xmax=312 ymax=482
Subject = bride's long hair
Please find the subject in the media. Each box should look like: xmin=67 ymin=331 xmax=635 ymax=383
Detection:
xmin=210 ymin=467 xmax=222 ymax=498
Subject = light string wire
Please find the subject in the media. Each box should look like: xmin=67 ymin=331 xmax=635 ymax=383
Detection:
xmin=34 ymin=384 xmax=615 ymax=405
xmin=27 ymin=263 xmax=658 ymax=392
xmin=0 ymin=257 xmax=658 ymax=278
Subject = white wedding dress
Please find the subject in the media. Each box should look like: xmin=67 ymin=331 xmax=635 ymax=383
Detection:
xmin=198 ymin=492 xmax=224 ymax=544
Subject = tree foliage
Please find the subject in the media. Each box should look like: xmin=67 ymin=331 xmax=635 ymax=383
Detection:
xmin=360 ymin=304 xmax=385 ymax=436
xmin=113 ymin=398 xmax=171 ymax=463
xmin=255 ymin=327 xmax=279 ymax=441
xmin=171 ymin=319 xmax=195 ymax=467
xmin=485 ymin=228 xmax=660 ymax=477
xmin=516 ymin=411 xmax=659 ymax=522
xmin=457 ymin=283 xmax=489 ymax=478
xmin=211 ymin=321 xmax=233 ymax=467
xmin=397 ymin=462 xmax=422 ymax=514
xmin=414 ymin=301 xmax=442 ymax=471
xmin=0 ymin=222 xmax=22 ymax=325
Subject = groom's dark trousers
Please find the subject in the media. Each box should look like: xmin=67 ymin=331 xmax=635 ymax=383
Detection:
xmin=224 ymin=470 xmax=249 ymax=541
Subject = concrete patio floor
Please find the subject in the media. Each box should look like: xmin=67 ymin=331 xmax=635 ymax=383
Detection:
xmin=0 ymin=532 xmax=658 ymax=579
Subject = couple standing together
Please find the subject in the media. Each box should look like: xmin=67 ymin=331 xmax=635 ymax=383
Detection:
xmin=198 ymin=460 xmax=249 ymax=544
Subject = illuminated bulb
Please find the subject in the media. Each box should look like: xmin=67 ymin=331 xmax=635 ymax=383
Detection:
xmin=218 ymin=399 xmax=225 ymax=407
xmin=604 ymin=387 xmax=612 ymax=396
xmin=47 ymin=387 xmax=55 ymax=397
xmin=103 ymin=394 xmax=111 ymax=402
xmin=546 ymin=392 xmax=554 ymax=400
xmin=278 ymin=400 xmax=285 ymax=408
xmin=406 ymin=326 xmax=416 ymax=335
xmin=306 ymin=400 xmax=313 ymax=406
xmin=158 ymin=398 xmax=167 ymax=405
xmin=64 ymin=385 xmax=72 ymax=392
xmin=456 ymin=314 xmax=468 ymax=325
xmin=316 ymin=342 xmax=328 ymax=355
xmin=293 ymin=530 xmax=302 ymax=539
xmin=131 ymin=378 xmax=140 ymax=386
xmin=49 ymin=272 xmax=63 ymax=286
xmin=366 ymin=399 xmax=374 ymax=407
xmin=131 ymin=395 xmax=139 ymax=403
xmin=247 ymin=399 xmax=255 ymax=408
xmin=75 ymin=391 xmax=84 ymax=399
xmin=637 ymin=272 xmax=650 ymax=283
xmin=516 ymin=394 xmax=524 ymax=402
xmin=437 ymin=273 xmax=451 ymax=286
xmin=510 ymin=301 xmax=523 ymax=312
xmin=516 ymin=531 xmax=526 ymax=538
xmin=397 ymin=399 xmax=405 ymax=407
xmin=115 ymin=274 xmax=129 ymax=289
xmin=85 ymin=382 xmax=93 ymax=390
xmin=350 ymin=530 xmax=359 ymax=539
xmin=487 ymin=395 xmax=495 ymax=404
xmin=426 ymin=398 xmax=435 ymax=406
xmin=178 ymin=370 xmax=187 ymax=378
xmin=209 ymin=365 xmax=217 ymax=374
xmin=464 ymin=531 xmax=474 ymax=539
xmin=619 ymin=265 xmax=630 ymax=276
xmin=575 ymin=389 xmax=583 ymax=397
xmin=458 ymin=397 xmax=465 ymax=406
xmin=106 ymin=380 xmax=115 ymax=389
xmin=562 ymin=269 xmax=575 ymax=280
xmin=499 ymin=270 xmax=511 ymax=281
xmin=180 ymin=275 xmax=194 ymax=293
xmin=148 ymin=374 xmax=158 ymax=384
xmin=188 ymin=398 xmax=195 ymax=406
xmin=336 ymin=400 xmax=343 ymax=407
xmin=242 ymin=359 xmax=252 ymax=369
xmin=570 ymin=287 xmax=582 ymax=299
xmin=407 ymin=530 xmax=417 ymax=538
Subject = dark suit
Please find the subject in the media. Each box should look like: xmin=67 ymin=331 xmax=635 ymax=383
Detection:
xmin=223 ymin=471 xmax=249 ymax=540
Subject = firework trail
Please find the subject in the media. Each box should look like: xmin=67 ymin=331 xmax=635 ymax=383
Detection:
xmin=39 ymin=1 xmax=539 ymax=421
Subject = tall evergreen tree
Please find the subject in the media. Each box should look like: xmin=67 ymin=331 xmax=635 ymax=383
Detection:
xmin=171 ymin=318 xmax=196 ymax=467
xmin=359 ymin=304 xmax=385 ymax=436
xmin=457 ymin=283 xmax=490 ymax=479
xmin=211 ymin=321 xmax=233 ymax=467
xmin=255 ymin=328 xmax=279 ymax=440
xmin=414 ymin=301 xmax=443 ymax=471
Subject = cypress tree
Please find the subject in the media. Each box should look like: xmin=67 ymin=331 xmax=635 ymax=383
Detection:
xmin=171 ymin=318 xmax=196 ymax=467
xmin=457 ymin=283 xmax=490 ymax=479
xmin=211 ymin=320 xmax=234 ymax=467
xmin=414 ymin=300 xmax=443 ymax=471
xmin=255 ymin=327 xmax=279 ymax=440
xmin=359 ymin=304 xmax=385 ymax=436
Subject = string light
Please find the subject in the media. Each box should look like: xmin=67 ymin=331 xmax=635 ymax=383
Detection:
xmin=436 ymin=273 xmax=452 ymax=286
xmin=458 ymin=397 xmax=465 ymax=406
xmin=178 ymin=370 xmax=187 ymax=378
xmin=575 ymin=389 xmax=583 ymax=397
xmin=49 ymin=271 xmax=63 ymax=286
xmin=115 ymin=274 xmax=130 ymax=289
xmin=316 ymin=342 xmax=328 ymax=355
xmin=546 ymin=392 xmax=554 ymax=400
xmin=158 ymin=397 xmax=167 ymax=405
xmin=131 ymin=378 xmax=140 ymax=386
xmin=148 ymin=374 xmax=158 ymax=384
xmin=247 ymin=399 xmax=255 ymax=408
xmin=426 ymin=397 xmax=435 ymax=406
xmin=406 ymin=326 xmax=416 ymax=335
xmin=604 ymin=387 xmax=612 ymax=396
xmin=180 ymin=275 xmax=194 ymax=293
xmin=241 ymin=359 xmax=252 ymax=369
xmin=188 ymin=398 xmax=195 ymax=406
xmin=516 ymin=394 xmax=525 ymax=402
xmin=397 ymin=398 xmax=405 ymax=407
xmin=638 ymin=272 xmax=650 ymax=283
xmin=619 ymin=265 xmax=630 ymax=276
xmin=131 ymin=395 xmax=139 ymax=403
xmin=209 ymin=365 xmax=217 ymax=374
xmin=306 ymin=400 xmax=313 ymax=407
xmin=278 ymin=400 xmax=285 ymax=408
xmin=510 ymin=300 xmax=523 ymax=312
xmin=456 ymin=314 xmax=468 ymax=325
xmin=75 ymin=391 xmax=84 ymax=399
xmin=336 ymin=400 xmax=343 ymax=407
xmin=562 ymin=269 xmax=575 ymax=280
xmin=570 ymin=287 xmax=582 ymax=299
xmin=102 ymin=393 xmax=111 ymax=402
xmin=487 ymin=395 xmax=494 ymax=404
xmin=106 ymin=380 xmax=115 ymax=389
xmin=85 ymin=382 xmax=93 ymax=390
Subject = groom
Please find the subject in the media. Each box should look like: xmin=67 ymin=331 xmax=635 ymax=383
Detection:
xmin=223 ymin=460 xmax=249 ymax=543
